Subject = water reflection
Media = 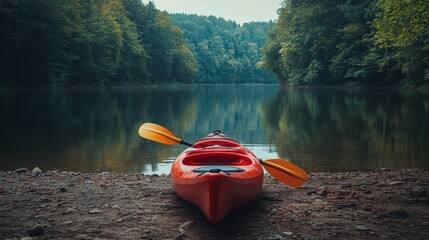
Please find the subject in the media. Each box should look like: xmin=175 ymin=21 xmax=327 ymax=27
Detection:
xmin=0 ymin=88 xmax=196 ymax=173
xmin=0 ymin=86 xmax=428 ymax=173
xmin=262 ymin=88 xmax=429 ymax=172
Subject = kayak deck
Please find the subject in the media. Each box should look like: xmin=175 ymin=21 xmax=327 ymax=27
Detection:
xmin=171 ymin=133 xmax=264 ymax=223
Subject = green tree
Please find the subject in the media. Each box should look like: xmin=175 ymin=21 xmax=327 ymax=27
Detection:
xmin=330 ymin=0 xmax=387 ymax=86
xmin=0 ymin=0 xmax=83 ymax=86
xmin=373 ymin=0 xmax=429 ymax=86
xmin=114 ymin=0 xmax=147 ymax=85
xmin=262 ymin=0 xmax=429 ymax=88
xmin=262 ymin=0 xmax=345 ymax=85
xmin=0 ymin=0 xmax=197 ymax=87
xmin=171 ymin=13 xmax=276 ymax=84
xmin=77 ymin=0 xmax=125 ymax=85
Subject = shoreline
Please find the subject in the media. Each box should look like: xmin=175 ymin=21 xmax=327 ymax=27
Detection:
xmin=1 ymin=82 xmax=428 ymax=92
xmin=1 ymin=169 xmax=428 ymax=239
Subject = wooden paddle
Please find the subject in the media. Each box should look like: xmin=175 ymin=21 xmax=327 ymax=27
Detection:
xmin=138 ymin=122 xmax=308 ymax=188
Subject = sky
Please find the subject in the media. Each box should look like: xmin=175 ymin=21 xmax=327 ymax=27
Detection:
xmin=150 ymin=0 xmax=283 ymax=24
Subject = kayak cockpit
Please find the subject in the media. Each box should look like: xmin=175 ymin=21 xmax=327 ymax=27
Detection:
xmin=181 ymin=152 xmax=253 ymax=166
xmin=171 ymin=132 xmax=264 ymax=223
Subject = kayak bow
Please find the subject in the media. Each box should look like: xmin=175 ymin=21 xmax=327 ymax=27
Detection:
xmin=171 ymin=131 xmax=263 ymax=223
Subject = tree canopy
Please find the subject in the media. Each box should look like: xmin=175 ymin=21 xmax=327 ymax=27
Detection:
xmin=262 ymin=0 xmax=429 ymax=87
xmin=0 ymin=1 xmax=277 ymax=87
xmin=171 ymin=14 xmax=277 ymax=84
xmin=373 ymin=0 xmax=429 ymax=86
xmin=0 ymin=0 xmax=197 ymax=87
xmin=3 ymin=0 xmax=427 ymax=88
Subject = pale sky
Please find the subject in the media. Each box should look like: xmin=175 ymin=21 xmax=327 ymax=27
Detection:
xmin=150 ymin=0 xmax=283 ymax=24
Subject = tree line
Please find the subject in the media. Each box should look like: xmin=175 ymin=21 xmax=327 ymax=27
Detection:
xmin=261 ymin=0 xmax=429 ymax=88
xmin=0 ymin=0 xmax=197 ymax=87
xmin=171 ymin=14 xmax=277 ymax=84
xmin=0 ymin=0 xmax=276 ymax=87
xmin=3 ymin=0 xmax=426 ymax=87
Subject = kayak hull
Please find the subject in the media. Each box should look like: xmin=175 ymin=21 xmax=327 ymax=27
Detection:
xmin=171 ymin=133 xmax=264 ymax=223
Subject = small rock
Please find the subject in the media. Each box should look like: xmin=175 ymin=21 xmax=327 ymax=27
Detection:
xmin=27 ymin=224 xmax=45 ymax=236
xmin=64 ymin=207 xmax=78 ymax=214
xmin=388 ymin=181 xmax=405 ymax=186
xmin=340 ymin=183 xmax=352 ymax=188
xmin=31 ymin=167 xmax=42 ymax=176
xmin=60 ymin=186 xmax=67 ymax=192
xmin=307 ymin=189 xmax=317 ymax=195
xmin=174 ymin=221 xmax=193 ymax=239
xmin=142 ymin=230 xmax=154 ymax=239
xmin=317 ymin=188 xmax=328 ymax=196
xmin=297 ymin=234 xmax=315 ymax=240
xmin=88 ymin=208 xmax=101 ymax=214
xmin=269 ymin=234 xmax=285 ymax=240
xmin=283 ymin=231 xmax=293 ymax=236
xmin=178 ymin=221 xmax=193 ymax=234
xmin=14 ymin=168 xmax=29 ymax=174
xmin=356 ymin=225 xmax=369 ymax=231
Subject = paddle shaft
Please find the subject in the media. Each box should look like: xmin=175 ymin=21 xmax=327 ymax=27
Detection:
xmin=180 ymin=139 xmax=194 ymax=147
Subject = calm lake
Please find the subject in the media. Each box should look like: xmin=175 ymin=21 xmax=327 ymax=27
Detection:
xmin=1 ymin=85 xmax=428 ymax=174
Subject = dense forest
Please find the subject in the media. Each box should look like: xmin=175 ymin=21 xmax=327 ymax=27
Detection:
xmin=0 ymin=0 xmax=198 ymax=87
xmin=262 ymin=0 xmax=429 ymax=88
xmin=0 ymin=0 xmax=275 ymax=87
xmin=171 ymin=14 xmax=276 ymax=84
xmin=2 ymin=0 xmax=428 ymax=87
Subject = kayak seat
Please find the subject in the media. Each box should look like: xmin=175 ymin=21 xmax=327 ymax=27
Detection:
xmin=182 ymin=153 xmax=252 ymax=166
xmin=193 ymin=166 xmax=245 ymax=174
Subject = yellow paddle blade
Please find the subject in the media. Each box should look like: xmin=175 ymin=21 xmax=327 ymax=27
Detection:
xmin=262 ymin=159 xmax=308 ymax=188
xmin=138 ymin=123 xmax=181 ymax=145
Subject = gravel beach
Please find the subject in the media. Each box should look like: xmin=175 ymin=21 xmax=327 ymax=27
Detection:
xmin=0 ymin=168 xmax=428 ymax=239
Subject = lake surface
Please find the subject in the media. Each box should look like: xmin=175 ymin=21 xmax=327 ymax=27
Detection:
xmin=1 ymin=85 xmax=428 ymax=174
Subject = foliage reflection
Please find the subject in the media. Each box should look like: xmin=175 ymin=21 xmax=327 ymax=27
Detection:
xmin=262 ymin=88 xmax=429 ymax=172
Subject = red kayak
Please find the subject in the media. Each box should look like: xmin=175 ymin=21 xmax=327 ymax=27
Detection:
xmin=138 ymin=123 xmax=308 ymax=223
xmin=170 ymin=130 xmax=264 ymax=223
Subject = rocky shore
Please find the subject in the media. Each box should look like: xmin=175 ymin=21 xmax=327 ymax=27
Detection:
xmin=0 ymin=168 xmax=428 ymax=239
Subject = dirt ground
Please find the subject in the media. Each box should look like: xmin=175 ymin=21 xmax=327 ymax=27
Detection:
xmin=0 ymin=168 xmax=428 ymax=240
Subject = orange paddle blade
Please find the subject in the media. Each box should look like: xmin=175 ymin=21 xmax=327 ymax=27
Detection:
xmin=138 ymin=123 xmax=181 ymax=145
xmin=262 ymin=159 xmax=308 ymax=188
